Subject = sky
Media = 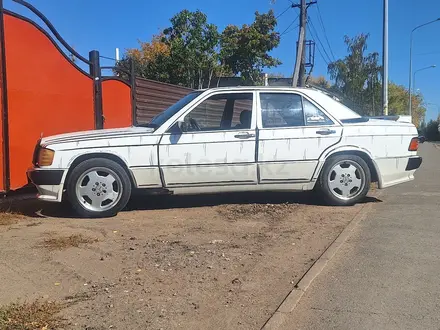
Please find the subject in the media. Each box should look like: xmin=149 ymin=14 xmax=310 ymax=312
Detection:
xmin=6 ymin=0 xmax=440 ymax=121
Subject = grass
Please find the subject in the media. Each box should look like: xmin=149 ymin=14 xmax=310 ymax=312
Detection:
xmin=0 ymin=300 xmax=64 ymax=330
xmin=39 ymin=234 xmax=98 ymax=251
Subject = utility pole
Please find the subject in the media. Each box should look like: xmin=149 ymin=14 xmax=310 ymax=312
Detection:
xmin=382 ymin=0 xmax=389 ymax=115
xmin=292 ymin=0 xmax=305 ymax=87
xmin=292 ymin=0 xmax=316 ymax=87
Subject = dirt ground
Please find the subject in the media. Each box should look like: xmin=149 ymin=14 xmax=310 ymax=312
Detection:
xmin=0 ymin=191 xmax=379 ymax=330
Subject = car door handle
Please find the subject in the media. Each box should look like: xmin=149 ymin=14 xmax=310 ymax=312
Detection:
xmin=234 ymin=132 xmax=255 ymax=139
xmin=316 ymin=129 xmax=336 ymax=135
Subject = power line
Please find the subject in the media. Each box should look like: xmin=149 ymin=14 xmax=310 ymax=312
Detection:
xmin=308 ymin=16 xmax=332 ymax=64
xmin=276 ymin=4 xmax=294 ymax=19
xmin=282 ymin=23 xmax=300 ymax=36
xmin=280 ymin=16 xmax=300 ymax=36
xmin=100 ymin=55 xmax=118 ymax=61
xmin=315 ymin=43 xmax=330 ymax=67
xmin=308 ymin=16 xmax=332 ymax=63
xmin=315 ymin=2 xmax=336 ymax=61
xmin=307 ymin=24 xmax=329 ymax=66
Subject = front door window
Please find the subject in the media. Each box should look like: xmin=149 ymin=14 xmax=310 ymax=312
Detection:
xmin=183 ymin=93 xmax=253 ymax=132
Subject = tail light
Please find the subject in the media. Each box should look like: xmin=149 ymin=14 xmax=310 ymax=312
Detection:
xmin=408 ymin=137 xmax=419 ymax=151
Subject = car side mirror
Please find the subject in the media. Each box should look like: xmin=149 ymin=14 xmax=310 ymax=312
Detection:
xmin=177 ymin=118 xmax=188 ymax=132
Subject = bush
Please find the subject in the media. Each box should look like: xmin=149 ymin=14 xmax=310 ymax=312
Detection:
xmin=421 ymin=120 xmax=440 ymax=141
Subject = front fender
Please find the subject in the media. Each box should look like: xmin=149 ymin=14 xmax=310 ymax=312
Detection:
xmin=65 ymin=149 xmax=130 ymax=169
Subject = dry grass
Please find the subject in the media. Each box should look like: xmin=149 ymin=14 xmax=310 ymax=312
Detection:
xmin=217 ymin=203 xmax=297 ymax=220
xmin=0 ymin=300 xmax=64 ymax=330
xmin=38 ymin=234 xmax=98 ymax=251
xmin=0 ymin=212 xmax=24 ymax=226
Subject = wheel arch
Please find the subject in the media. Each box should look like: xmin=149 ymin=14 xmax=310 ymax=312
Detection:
xmin=64 ymin=152 xmax=137 ymax=189
xmin=320 ymin=146 xmax=380 ymax=184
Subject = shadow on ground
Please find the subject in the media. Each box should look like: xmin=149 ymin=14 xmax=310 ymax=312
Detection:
xmin=0 ymin=189 xmax=383 ymax=219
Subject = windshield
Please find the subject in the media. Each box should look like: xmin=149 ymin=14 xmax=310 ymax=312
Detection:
xmin=138 ymin=91 xmax=202 ymax=129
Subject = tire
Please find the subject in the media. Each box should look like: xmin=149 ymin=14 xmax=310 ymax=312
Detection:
xmin=318 ymin=154 xmax=371 ymax=206
xmin=66 ymin=158 xmax=132 ymax=218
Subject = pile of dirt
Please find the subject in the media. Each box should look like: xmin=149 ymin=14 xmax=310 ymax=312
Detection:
xmin=216 ymin=203 xmax=298 ymax=220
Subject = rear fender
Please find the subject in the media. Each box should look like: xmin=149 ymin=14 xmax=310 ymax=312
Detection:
xmin=314 ymin=145 xmax=382 ymax=187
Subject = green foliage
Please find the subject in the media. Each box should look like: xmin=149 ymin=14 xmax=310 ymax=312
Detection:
xmin=115 ymin=9 xmax=281 ymax=88
xmin=420 ymin=120 xmax=440 ymax=141
xmin=116 ymin=34 xmax=172 ymax=82
xmin=328 ymin=34 xmax=381 ymax=116
xmin=388 ymin=82 xmax=426 ymax=127
xmin=162 ymin=10 xmax=221 ymax=88
xmin=327 ymin=34 xmax=426 ymax=127
xmin=308 ymin=75 xmax=331 ymax=89
xmin=220 ymin=10 xmax=281 ymax=85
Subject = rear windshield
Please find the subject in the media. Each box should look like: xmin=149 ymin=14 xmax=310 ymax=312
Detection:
xmin=303 ymin=90 xmax=361 ymax=120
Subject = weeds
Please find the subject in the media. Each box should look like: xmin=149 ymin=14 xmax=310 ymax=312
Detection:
xmin=0 ymin=300 xmax=64 ymax=330
xmin=39 ymin=234 xmax=97 ymax=250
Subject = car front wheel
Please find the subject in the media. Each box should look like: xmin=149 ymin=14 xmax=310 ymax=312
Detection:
xmin=66 ymin=158 xmax=132 ymax=218
xmin=319 ymin=155 xmax=371 ymax=206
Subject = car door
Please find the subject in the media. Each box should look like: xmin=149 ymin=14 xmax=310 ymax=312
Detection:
xmin=159 ymin=91 xmax=257 ymax=187
xmin=256 ymin=91 xmax=343 ymax=183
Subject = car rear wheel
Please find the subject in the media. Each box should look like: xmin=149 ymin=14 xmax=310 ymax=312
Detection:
xmin=67 ymin=158 xmax=132 ymax=218
xmin=319 ymin=155 xmax=371 ymax=206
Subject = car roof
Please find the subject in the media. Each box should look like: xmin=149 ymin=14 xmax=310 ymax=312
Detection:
xmin=198 ymin=86 xmax=309 ymax=92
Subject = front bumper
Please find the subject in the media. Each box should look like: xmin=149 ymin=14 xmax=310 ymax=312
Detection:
xmin=28 ymin=169 xmax=64 ymax=185
xmin=406 ymin=157 xmax=422 ymax=171
xmin=27 ymin=168 xmax=66 ymax=202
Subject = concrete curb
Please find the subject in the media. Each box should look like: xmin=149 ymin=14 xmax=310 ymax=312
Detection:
xmin=261 ymin=192 xmax=381 ymax=330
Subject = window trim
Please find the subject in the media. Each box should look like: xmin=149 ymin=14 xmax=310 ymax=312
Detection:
xmin=256 ymin=91 xmax=340 ymax=130
xmin=167 ymin=90 xmax=257 ymax=134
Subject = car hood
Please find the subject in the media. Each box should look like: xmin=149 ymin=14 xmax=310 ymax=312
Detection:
xmin=41 ymin=126 xmax=155 ymax=146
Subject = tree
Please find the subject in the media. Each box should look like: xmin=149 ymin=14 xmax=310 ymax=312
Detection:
xmin=220 ymin=10 xmax=281 ymax=85
xmin=116 ymin=35 xmax=171 ymax=81
xmin=116 ymin=10 xmax=222 ymax=88
xmin=328 ymin=34 xmax=381 ymax=116
xmin=117 ymin=9 xmax=281 ymax=88
xmin=307 ymin=75 xmax=331 ymax=89
xmin=327 ymin=34 xmax=426 ymax=127
xmin=388 ymin=82 xmax=426 ymax=127
xmin=162 ymin=10 xmax=221 ymax=88
xmin=422 ymin=120 xmax=440 ymax=141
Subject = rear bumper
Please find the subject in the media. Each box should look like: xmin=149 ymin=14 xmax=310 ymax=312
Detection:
xmin=374 ymin=156 xmax=422 ymax=189
xmin=27 ymin=168 xmax=66 ymax=202
xmin=405 ymin=157 xmax=422 ymax=171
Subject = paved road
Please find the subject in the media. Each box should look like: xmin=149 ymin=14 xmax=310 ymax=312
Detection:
xmin=280 ymin=143 xmax=440 ymax=330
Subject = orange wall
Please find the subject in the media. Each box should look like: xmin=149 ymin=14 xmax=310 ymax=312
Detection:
xmin=102 ymin=79 xmax=132 ymax=128
xmin=4 ymin=14 xmax=95 ymax=189
xmin=0 ymin=39 xmax=3 ymax=190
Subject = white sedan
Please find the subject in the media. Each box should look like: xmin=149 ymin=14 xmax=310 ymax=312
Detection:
xmin=28 ymin=87 xmax=422 ymax=217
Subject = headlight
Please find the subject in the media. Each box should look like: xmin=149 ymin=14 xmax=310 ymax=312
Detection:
xmin=37 ymin=148 xmax=55 ymax=166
